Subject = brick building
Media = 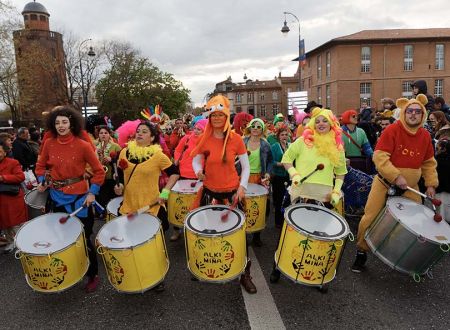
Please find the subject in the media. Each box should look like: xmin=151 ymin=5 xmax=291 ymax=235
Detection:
xmin=301 ymin=29 xmax=450 ymax=115
xmin=213 ymin=74 xmax=298 ymax=120
xmin=13 ymin=1 xmax=67 ymax=123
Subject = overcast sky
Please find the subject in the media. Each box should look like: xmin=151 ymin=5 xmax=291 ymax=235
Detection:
xmin=10 ymin=0 xmax=450 ymax=106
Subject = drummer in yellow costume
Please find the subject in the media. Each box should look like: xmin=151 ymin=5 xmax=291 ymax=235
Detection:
xmin=114 ymin=121 xmax=179 ymax=291
xmin=351 ymin=95 xmax=438 ymax=273
xmin=270 ymin=107 xmax=347 ymax=283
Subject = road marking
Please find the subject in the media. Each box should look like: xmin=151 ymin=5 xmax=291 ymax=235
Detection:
xmin=241 ymin=247 xmax=286 ymax=330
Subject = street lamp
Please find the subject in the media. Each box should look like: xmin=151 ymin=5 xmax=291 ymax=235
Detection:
xmin=281 ymin=12 xmax=302 ymax=91
xmin=78 ymin=38 xmax=96 ymax=118
xmin=243 ymin=73 xmax=256 ymax=116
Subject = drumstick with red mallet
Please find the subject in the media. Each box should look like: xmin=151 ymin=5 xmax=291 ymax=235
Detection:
xmin=59 ymin=206 xmax=86 ymax=224
xmin=191 ymin=150 xmax=210 ymax=188
xmin=294 ymin=164 xmax=325 ymax=185
xmin=221 ymin=195 xmax=239 ymax=222
xmin=406 ymin=186 xmax=443 ymax=222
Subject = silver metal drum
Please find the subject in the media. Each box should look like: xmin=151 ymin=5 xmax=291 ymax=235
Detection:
xmin=365 ymin=197 xmax=450 ymax=278
xmin=24 ymin=189 xmax=48 ymax=220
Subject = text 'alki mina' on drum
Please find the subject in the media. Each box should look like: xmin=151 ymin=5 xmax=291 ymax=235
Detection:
xmin=365 ymin=197 xmax=450 ymax=281
xmin=96 ymin=213 xmax=169 ymax=293
xmin=275 ymin=203 xmax=352 ymax=287
xmin=184 ymin=205 xmax=247 ymax=283
xmin=244 ymin=183 xmax=269 ymax=233
xmin=168 ymin=179 xmax=202 ymax=227
xmin=106 ymin=196 xmax=123 ymax=222
xmin=15 ymin=213 xmax=89 ymax=293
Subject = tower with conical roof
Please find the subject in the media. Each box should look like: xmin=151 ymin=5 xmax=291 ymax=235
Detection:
xmin=13 ymin=1 xmax=68 ymax=123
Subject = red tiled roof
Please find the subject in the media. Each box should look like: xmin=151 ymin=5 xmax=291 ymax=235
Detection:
xmin=307 ymin=28 xmax=450 ymax=56
xmin=335 ymin=28 xmax=450 ymax=41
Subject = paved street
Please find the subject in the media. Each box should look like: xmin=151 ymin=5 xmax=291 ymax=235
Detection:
xmin=1 ymin=208 xmax=449 ymax=330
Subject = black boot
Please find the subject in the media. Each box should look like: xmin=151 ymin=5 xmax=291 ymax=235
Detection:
xmin=351 ymin=250 xmax=368 ymax=273
xmin=240 ymin=260 xmax=257 ymax=294
xmin=270 ymin=267 xmax=281 ymax=283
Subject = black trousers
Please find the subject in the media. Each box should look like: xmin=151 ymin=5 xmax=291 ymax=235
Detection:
xmin=97 ymin=179 xmax=117 ymax=209
xmin=271 ymin=175 xmax=290 ymax=227
xmin=52 ymin=203 xmax=98 ymax=278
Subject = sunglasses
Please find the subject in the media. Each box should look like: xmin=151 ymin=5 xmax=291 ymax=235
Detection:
xmin=250 ymin=125 xmax=262 ymax=129
xmin=405 ymin=108 xmax=423 ymax=115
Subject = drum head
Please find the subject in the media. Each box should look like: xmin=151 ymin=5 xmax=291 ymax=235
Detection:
xmin=171 ymin=179 xmax=202 ymax=193
xmin=246 ymin=183 xmax=269 ymax=196
xmin=387 ymin=197 xmax=450 ymax=242
xmin=107 ymin=197 xmax=123 ymax=216
xmin=285 ymin=204 xmax=349 ymax=239
xmin=24 ymin=189 xmax=48 ymax=209
xmin=97 ymin=213 xmax=160 ymax=248
xmin=15 ymin=213 xmax=83 ymax=254
xmin=185 ymin=205 xmax=245 ymax=236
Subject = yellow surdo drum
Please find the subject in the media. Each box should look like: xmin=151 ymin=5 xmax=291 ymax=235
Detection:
xmin=96 ymin=213 xmax=169 ymax=293
xmin=15 ymin=213 xmax=89 ymax=293
xmin=168 ymin=179 xmax=202 ymax=227
xmin=245 ymin=183 xmax=269 ymax=233
xmin=275 ymin=204 xmax=350 ymax=286
xmin=106 ymin=197 xmax=123 ymax=221
xmin=184 ymin=205 xmax=247 ymax=282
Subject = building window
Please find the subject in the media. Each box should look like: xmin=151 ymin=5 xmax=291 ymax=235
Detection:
xmin=326 ymin=51 xmax=331 ymax=78
xmin=272 ymin=104 xmax=279 ymax=116
xmin=247 ymin=92 xmax=253 ymax=102
xmin=360 ymin=82 xmax=371 ymax=106
xmin=51 ymin=48 xmax=56 ymax=59
xmin=436 ymin=44 xmax=445 ymax=70
xmin=260 ymin=105 xmax=266 ymax=117
xmin=260 ymin=92 xmax=265 ymax=101
xmin=326 ymin=85 xmax=331 ymax=109
xmin=24 ymin=15 xmax=29 ymax=20
xmin=402 ymin=81 xmax=414 ymax=99
xmin=308 ymin=77 xmax=311 ymax=89
xmin=435 ymin=79 xmax=444 ymax=97
xmin=317 ymin=86 xmax=322 ymax=105
xmin=30 ymin=14 xmax=37 ymax=20
xmin=272 ymin=91 xmax=278 ymax=100
xmin=39 ymin=15 xmax=46 ymax=22
xmin=236 ymin=93 xmax=241 ymax=103
xmin=404 ymin=45 xmax=414 ymax=71
xmin=317 ymin=55 xmax=322 ymax=80
xmin=361 ymin=46 xmax=371 ymax=73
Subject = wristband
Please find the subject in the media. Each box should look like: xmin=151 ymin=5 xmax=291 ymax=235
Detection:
xmin=159 ymin=188 xmax=170 ymax=200
xmin=287 ymin=167 xmax=299 ymax=179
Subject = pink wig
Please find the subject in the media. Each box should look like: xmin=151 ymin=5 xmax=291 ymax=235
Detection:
xmin=116 ymin=119 xmax=141 ymax=147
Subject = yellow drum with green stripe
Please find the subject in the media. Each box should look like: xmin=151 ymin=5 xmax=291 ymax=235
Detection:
xmin=15 ymin=213 xmax=89 ymax=293
xmin=96 ymin=213 xmax=169 ymax=293
xmin=275 ymin=204 xmax=350 ymax=286
xmin=185 ymin=205 xmax=247 ymax=282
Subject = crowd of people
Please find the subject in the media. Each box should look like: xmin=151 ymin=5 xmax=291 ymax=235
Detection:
xmin=1 ymin=78 xmax=450 ymax=294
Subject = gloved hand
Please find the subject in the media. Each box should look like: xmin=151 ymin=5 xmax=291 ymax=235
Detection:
xmin=330 ymin=191 xmax=340 ymax=207
xmin=159 ymin=188 xmax=170 ymax=200
xmin=288 ymin=167 xmax=301 ymax=186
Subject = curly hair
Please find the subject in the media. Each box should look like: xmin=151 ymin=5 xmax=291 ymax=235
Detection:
xmin=137 ymin=121 xmax=161 ymax=145
xmin=46 ymin=105 xmax=84 ymax=137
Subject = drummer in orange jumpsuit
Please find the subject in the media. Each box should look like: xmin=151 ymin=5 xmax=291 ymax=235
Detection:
xmin=352 ymin=94 xmax=439 ymax=272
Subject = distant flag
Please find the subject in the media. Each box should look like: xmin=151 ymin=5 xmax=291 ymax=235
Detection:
xmin=299 ymin=39 xmax=306 ymax=67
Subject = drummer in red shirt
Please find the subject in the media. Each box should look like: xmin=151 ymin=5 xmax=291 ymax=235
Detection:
xmin=352 ymin=95 xmax=438 ymax=272
xmin=35 ymin=106 xmax=105 ymax=293
xmin=191 ymin=95 xmax=256 ymax=294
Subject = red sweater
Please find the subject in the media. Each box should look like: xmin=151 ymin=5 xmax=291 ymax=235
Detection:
xmin=35 ymin=134 xmax=105 ymax=195
xmin=375 ymin=121 xmax=434 ymax=169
